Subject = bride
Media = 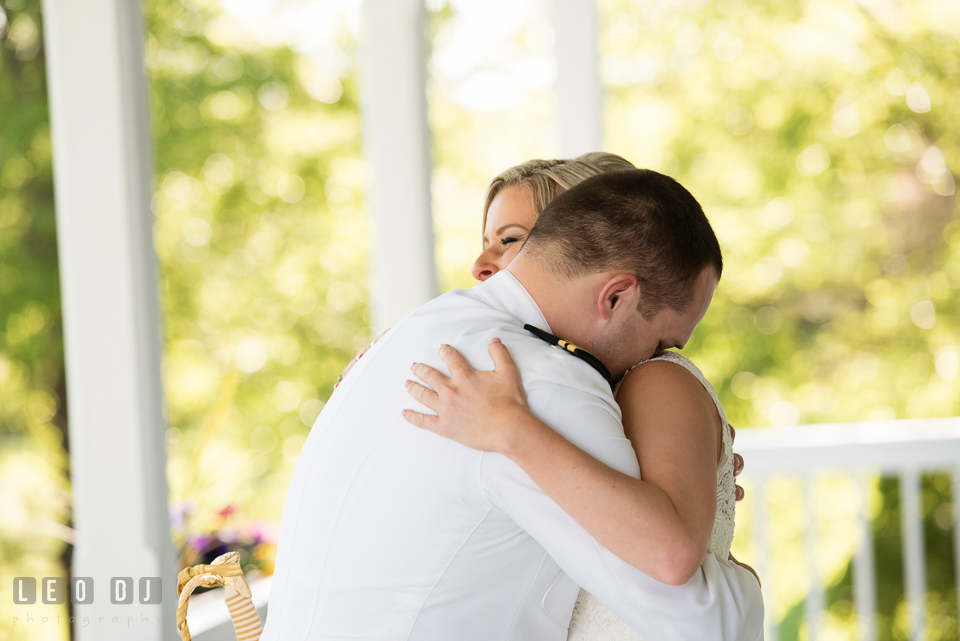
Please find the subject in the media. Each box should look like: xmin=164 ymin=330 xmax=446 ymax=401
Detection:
xmin=344 ymin=152 xmax=757 ymax=638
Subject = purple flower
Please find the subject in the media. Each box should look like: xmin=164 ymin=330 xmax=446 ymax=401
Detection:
xmin=188 ymin=534 xmax=212 ymax=553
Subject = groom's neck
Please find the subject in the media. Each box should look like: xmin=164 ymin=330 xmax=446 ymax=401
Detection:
xmin=507 ymin=258 xmax=597 ymax=353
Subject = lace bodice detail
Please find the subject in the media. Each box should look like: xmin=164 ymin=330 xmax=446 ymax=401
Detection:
xmin=567 ymin=352 xmax=736 ymax=641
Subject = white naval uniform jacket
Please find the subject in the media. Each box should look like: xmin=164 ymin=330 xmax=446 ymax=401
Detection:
xmin=260 ymin=270 xmax=764 ymax=641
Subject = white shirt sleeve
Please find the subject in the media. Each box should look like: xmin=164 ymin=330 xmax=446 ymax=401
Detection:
xmin=478 ymin=374 xmax=765 ymax=641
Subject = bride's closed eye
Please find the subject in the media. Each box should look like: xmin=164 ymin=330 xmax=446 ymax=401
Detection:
xmin=500 ymin=235 xmax=525 ymax=248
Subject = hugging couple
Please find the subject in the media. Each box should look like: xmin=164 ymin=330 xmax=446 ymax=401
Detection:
xmin=260 ymin=153 xmax=765 ymax=640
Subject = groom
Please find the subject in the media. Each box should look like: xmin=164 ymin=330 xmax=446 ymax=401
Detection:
xmin=261 ymin=169 xmax=764 ymax=640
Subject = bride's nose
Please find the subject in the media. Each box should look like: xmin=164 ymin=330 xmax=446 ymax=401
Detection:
xmin=471 ymin=249 xmax=499 ymax=282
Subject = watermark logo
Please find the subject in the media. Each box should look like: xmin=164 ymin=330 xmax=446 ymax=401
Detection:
xmin=12 ymin=577 xmax=161 ymax=604
xmin=139 ymin=577 xmax=162 ymax=604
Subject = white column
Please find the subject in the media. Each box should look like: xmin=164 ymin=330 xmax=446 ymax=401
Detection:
xmin=552 ymin=0 xmax=604 ymax=157
xmin=41 ymin=0 xmax=178 ymax=639
xmin=361 ymin=0 xmax=438 ymax=332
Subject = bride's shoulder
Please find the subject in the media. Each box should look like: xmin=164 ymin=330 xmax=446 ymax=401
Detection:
xmin=621 ymin=350 xmax=697 ymax=376
xmin=614 ymin=352 xmax=711 ymax=403
xmin=618 ymin=353 xmax=696 ymax=388
xmin=641 ymin=350 xmax=698 ymax=371
xmin=616 ymin=353 xmax=726 ymax=427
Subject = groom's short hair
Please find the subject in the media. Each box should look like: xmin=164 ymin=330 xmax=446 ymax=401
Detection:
xmin=522 ymin=168 xmax=723 ymax=320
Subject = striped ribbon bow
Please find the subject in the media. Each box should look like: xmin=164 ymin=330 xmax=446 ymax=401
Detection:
xmin=176 ymin=551 xmax=263 ymax=641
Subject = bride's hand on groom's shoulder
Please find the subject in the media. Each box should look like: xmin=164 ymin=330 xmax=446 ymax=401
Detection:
xmin=402 ymin=338 xmax=530 ymax=453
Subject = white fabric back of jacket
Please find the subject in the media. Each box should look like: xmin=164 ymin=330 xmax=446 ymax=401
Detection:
xmin=260 ymin=270 xmax=764 ymax=641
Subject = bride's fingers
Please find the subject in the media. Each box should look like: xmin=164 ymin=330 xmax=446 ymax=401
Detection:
xmin=487 ymin=338 xmax=519 ymax=379
xmin=401 ymin=408 xmax=440 ymax=433
xmin=410 ymin=361 xmax=451 ymax=391
xmin=439 ymin=344 xmax=475 ymax=378
xmin=405 ymin=379 xmax=439 ymax=409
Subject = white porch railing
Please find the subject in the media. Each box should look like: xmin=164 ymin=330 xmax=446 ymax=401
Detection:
xmin=737 ymin=417 xmax=960 ymax=641
xmin=189 ymin=418 xmax=960 ymax=640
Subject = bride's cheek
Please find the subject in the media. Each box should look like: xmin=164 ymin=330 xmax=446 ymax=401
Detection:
xmin=503 ymin=244 xmax=523 ymax=265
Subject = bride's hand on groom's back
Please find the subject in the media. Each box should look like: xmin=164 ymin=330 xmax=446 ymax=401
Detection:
xmin=337 ymin=328 xmax=390 ymax=386
xmin=729 ymin=424 xmax=745 ymax=502
xmin=402 ymin=338 xmax=531 ymax=453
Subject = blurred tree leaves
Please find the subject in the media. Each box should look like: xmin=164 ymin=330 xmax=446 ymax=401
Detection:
xmin=0 ymin=0 xmax=71 ymax=637
xmin=0 ymin=0 xmax=63 ymax=448
xmin=142 ymin=0 xmax=368 ymax=571
xmin=595 ymin=0 xmax=960 ymax=432
xmin=1 ymin=5 xmax=372 ymax=633
xmin=2 ymin=0 xmax=960 ymax=639
xmin=592 ymin=1 xmax=960 ymax=638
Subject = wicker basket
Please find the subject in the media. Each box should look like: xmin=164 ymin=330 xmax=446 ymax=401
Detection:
xmin=176 ymin=551 xmax=263 ymax=641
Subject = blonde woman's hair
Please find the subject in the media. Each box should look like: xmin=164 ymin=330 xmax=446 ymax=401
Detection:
xmin=482 ymin=152 xmax=636 ymax=229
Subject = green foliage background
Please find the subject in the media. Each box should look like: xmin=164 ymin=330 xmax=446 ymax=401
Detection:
xmin=1 ymin=0 xmax=959 ymax=639
xmin=144 ymin=0 xmax=368 ymax=576
xmin=588 ymin=2 xmax=960 ymax=638
xmin=0 ymin=0 xmax=71 ymax=638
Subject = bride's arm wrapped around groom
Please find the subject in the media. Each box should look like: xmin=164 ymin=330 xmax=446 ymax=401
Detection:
xmin=405 ymin=336 xmax=763 ymax=640
xmin=260 ymin=169 xmax=764 ymax=641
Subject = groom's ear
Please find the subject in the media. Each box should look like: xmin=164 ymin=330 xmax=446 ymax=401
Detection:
xmin=597 ymin=273 xmax=639 ymax=321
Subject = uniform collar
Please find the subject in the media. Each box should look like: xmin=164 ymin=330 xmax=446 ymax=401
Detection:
xmin=522 ymin=324 xmax=612 ymax=382
xmin=472 ymin=270 xmax=552 ymax=334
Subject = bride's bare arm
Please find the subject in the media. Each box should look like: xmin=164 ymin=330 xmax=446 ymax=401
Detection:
xmin=609 ymin=360 xmax=722 ymax=584
xmin=402 ymin=340 xmax=722 ymax=586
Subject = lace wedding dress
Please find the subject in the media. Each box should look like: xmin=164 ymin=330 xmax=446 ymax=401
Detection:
xmin=567 ymin=351 xmax=737 ymax=641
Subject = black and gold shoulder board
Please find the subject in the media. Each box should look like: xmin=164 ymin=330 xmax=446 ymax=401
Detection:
xmin=523 ymin=324 xmax=612 ymax=382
